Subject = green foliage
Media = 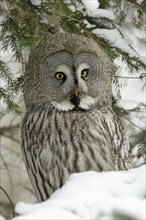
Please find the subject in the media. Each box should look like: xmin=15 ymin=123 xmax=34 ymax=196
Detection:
xmin=0 ymin=0 xmax=145 ymax=67
xmin=0 ymin=60 xmax=22 ymax=114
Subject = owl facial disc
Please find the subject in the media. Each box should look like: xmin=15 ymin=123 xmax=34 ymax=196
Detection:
xmin=50 ymin=61 xmax=97 ymax=111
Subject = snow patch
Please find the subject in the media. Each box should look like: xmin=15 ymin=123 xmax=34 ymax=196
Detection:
xmin=94 ymin=9 xmax=115 ymax=19
xmin=81 ymin=0 xmax=100 ymax=13
xmin=81 ymin=0 xmax=115 ymax=19
xmin=136 ymin=0 xmax=144 ymax=5
xmin=92 ymin=29 xmax=138 ymax=57
xmin=10 ymin=165 xmax=146 ymax=220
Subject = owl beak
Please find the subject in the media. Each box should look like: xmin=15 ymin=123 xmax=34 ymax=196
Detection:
xmin=70 ymin=88 xmax=80 ymax=107
xmin=73 ymin=89 xmax=79 ymax=97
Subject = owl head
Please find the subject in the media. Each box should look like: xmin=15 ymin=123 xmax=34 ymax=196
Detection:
xmin=24 ymin=33 xmax=114 ymax=111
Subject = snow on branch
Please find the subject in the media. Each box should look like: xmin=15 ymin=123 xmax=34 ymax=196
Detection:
xmin=92 ymin=28 xmax=137 ymax=57
xmin=66 ymin=0 xmax=146 ymax=68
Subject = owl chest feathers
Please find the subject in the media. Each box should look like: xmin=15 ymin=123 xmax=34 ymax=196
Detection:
xmin=22 ymin=107 xmax=127 ymax=173
xmin=21 ymin=107 xmax=131 ymax=200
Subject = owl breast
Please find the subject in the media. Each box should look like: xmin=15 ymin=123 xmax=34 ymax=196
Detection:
xmin=21 ymin=106 xmax=131 ymax=201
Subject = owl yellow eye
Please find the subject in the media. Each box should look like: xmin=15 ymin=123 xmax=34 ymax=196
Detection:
xmin=81 ymin=69 xmax=89 ymax=78
xmin=55 ymin=72 xmax=66 ymax=80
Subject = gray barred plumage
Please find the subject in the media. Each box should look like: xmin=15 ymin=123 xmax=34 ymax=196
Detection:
xmin=21 ymin=33 xmax=131 ymax=201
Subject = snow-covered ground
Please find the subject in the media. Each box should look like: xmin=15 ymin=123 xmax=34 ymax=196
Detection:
xmin=7 ymin=165 xmax=145 ymax=220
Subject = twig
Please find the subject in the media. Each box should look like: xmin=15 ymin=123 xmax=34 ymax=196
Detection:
xmin=124 ymin=116 xmax=145 ymax=131
xmin=0 ymin=124 xmax=20 ymax=135
xmin=0 ymin=186 xmax=15 ymax=217
xmin=115 ymin=76 xmax=146 ymax=79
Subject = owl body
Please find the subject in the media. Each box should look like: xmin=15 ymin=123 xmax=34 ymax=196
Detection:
xmin=21 ymin=33 xmax=131 ymax=201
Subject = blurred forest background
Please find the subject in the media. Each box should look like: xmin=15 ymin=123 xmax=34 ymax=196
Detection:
xmin=0 ymin=0 xmax=145 ymax=218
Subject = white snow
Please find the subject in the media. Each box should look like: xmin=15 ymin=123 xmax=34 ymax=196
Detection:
xmin=81 ymin=0 xmax=100 ymax=13
xmin=136 ymin=0 xmax=144 ymax=5
xmin=81 ymin=0 xmax=115 ymax=19
xmin=30 ymin=0 xmax=41 ymax=6
xmin=120 ymin=77 xmax=145 ymax=105
xmin=93 ymin=8 xmax=115 ymax=19
xmin=74 ymin=0 xmax=145 ymax=64
xmin=0 ymin=216 xmax=6 ymax=220
xmin=10 ymin=165 xmax=146 ymax=220
xmin=92 ymin=29 xmax=138 ymax=58
xmin=64 ymin=0 xmax=76 ymax=12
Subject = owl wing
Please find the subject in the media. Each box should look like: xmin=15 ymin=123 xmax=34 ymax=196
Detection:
xmin=21 ymin=109 xmax=56 ymax=201
xmin=105 ymin=111 xmax=132 ymax=170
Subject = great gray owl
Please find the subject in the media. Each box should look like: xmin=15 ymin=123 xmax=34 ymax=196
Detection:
xmin=21 ymin=33 xmax=131 ymax=202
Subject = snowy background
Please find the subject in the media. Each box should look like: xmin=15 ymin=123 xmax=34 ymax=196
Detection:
xmin=0 ymin=0 xmax=145 ymax=219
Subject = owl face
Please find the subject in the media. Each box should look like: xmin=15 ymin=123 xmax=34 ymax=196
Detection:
xmin=40 ymin=51 xmax=103 ymax=111
xmin=24 ymin=34 xmax=113 ymax=111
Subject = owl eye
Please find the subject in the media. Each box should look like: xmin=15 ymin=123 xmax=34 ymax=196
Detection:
xmin=81 ymin=69 xmax=89 ymax=78
xmin=55 ymin=72 xmax=66 ymax=80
